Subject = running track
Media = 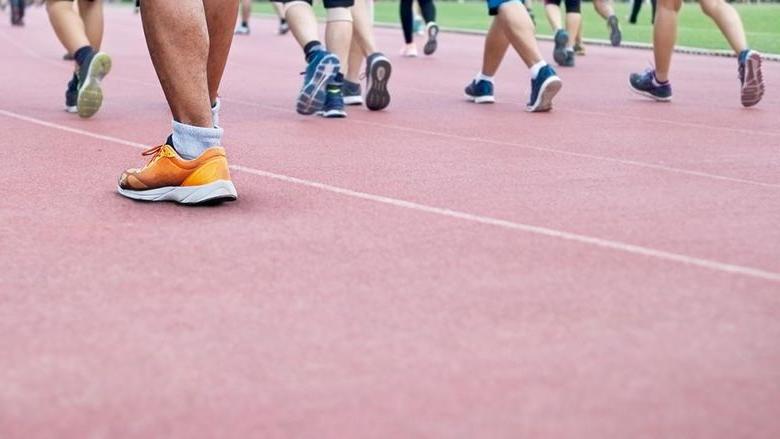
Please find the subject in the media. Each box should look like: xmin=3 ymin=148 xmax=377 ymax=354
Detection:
xmin=1 ymin=6 xmax=779 ymax=438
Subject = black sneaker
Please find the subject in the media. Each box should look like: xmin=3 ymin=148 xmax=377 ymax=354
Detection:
xmin=76 ymin=51 xmax=112 ymax=118
xmin=607 ymin=15 xmax=621 ymax=47
xmin=318 ymin=74 xmax=347 ymax=118
xmin=65 ymin=73 xmax=78 ymax=113
xmin=553 ymin=29 xmax=569 ymax=66
xmin=364 ymin=53 xmax=391 ymax=111
xmin=342 ymin=79 xmax=363 ymax=106
xmin=423 ymin=22 xmax=439 ymax=56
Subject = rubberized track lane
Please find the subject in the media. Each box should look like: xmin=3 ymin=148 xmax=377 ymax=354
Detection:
xmin=1 ymin=6 xmax=779 ymax=438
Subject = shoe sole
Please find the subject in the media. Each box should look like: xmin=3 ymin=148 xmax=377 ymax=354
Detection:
xmin=526 ymin=77 xmax=562 ymax=112
xmin=319 ymin=109 xmax=347 ymax=118
xmin=608 ymin=16 xmax=622 ymax=47
xmin=465 ymin=94 xmax=495 ymax=104
xmin=628 ymin=79 xmax=672 ymax=102
xmin=77 ymin=52 xmax=112 ymax=119
xmin=424 ymin=24 xmax=438 ymax=56
xmin=117 ymin=180 xmax=238 ymax=205
xmin=296 ymin=54 xmax=339 ymax=115
xmin=741 ymin=52 xmax=764 ymax=108
xmin=366 ymin=56 xmax=392 ymax=111
xmin=553 ymin=31 xmax=568 ymax=66
xmin=343 ymin=95 xmax=364 ymax=106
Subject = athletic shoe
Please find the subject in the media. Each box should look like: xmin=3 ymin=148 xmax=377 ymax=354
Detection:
xmin=738 ymin=50 xmax=764 ymax=107
xmin=118 ymin=143 xmax=237 ymax=204
xmin=400 ymin=44 xmax=418 ymax=57
xmin=297 ymin=50 xmax=340 ymax=115
xmin=319 ymin=75 xmax=347 ymax=118
xmin=76 ymin=51 xmax=112 ymax=118
xmin=607 ymin=15 xmax=621 ymax=47
xmin=574 ymin=42 xmax=586 ymax=56
xmin=413 ymin=16 xmax=424 ymax=35
xmin=562 ymin=48 xmax=575 ymax=67
xmin=424 ymin=22 xmax=439 ymax=56
xmin=65 ymin=73 xmax=78 ymax=113
xmin=464 ymin=79 xmax=495 ymax=104
xmin=278 ymin=19 xmax=289 ymax=35
xmin=527 ymin=65 xmax=562 ymax=112
xmin=342 ymin=79 xmax=363 ymax=106
xmin=553 ymin=29 xmax=569 ymax=66
xmin=365 ymin=53 xmax=392 ymax=111
xmin=234 ymin=24 xmax=250 ymax=35
xmin=628 ymin=68 xmax=672 ymax=102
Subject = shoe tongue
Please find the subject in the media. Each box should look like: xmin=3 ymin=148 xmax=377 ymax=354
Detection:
xmin=165 ymin=134 xmax=175 ymax=148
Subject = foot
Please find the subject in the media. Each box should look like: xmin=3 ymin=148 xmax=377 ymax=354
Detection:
xmin=574 ymin=42 xmax=586 ymax=56
xmin=424 ymin=22 xmax=439 ymax=56
xmin=738 ymin=50 xmax=764 ymax=107
xmin=117 ymin=143 xmax=237 ymax=204
xmin=607 ymin=15 xmax=621 ymax=47
xmin=464 ymin=79 xmax=495 ymax=104
xmin=76 ymin=51 xmax=112 ymax=118
xmin=318 ymin=75 xmax=347 ymax=118
xmin=561 ymin=48 xmax=575 ymax=67
xmin=365 ymin=53 xmax=392 ymax=111
xmin=65 ymin=73 xmax=78 ymax=113
xmin=527 ymin=65 xmax=562 ymax=112
xmin=234 ymin=24 xmax=250 ymax=35
xmin=297 ymin=50 xmax=340 ymax=115
xmin=278 ymin=20 xmax=289 ymax=35
xmin=400 ymin=43 xmax=418 ymax=58
xmin=342 ymin=79 xmax=363 ymax=106
xmin=629 ymin=69 xmax=672 ymax=102
xmin=553 ymin=29 xmax=569 ymax=66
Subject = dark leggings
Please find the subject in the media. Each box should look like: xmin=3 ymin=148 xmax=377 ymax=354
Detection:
xmin=400 ymin=0 xmax=436 ymax=44
xmin=629 ymin=0 xmax=657 ymax=24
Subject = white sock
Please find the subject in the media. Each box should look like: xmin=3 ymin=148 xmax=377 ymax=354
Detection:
xmin=530 ymin=60 xmax=547 ymax=79
xmin=211 ymin=98 xmax=221 ymax=128
xmin=475 ymin=72 xmax=494 ymax=83
xmin=172 ymin=120 xmax=223 ymax=160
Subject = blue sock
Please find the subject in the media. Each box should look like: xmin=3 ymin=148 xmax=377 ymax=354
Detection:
xmin=304 ymin=41 xmax=324 ymax=62
xmin=171 ymin=120 xmax=223 ymax=160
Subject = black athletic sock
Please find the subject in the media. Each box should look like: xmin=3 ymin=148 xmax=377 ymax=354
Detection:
xmin=241 ymin=21 xmax=248 ymax=27
xmin=73 ymin=46 xmax=94 ymax=67
xmin=303 ymin=41 xmax=324 ymax=62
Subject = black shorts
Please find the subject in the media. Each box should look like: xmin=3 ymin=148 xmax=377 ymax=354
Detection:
xmin=544 ymin=0 xmax=581 ymax=13
xmin=271 ymin=0 xmax=354 ymax=9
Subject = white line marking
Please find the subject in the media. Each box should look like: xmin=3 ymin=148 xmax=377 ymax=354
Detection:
xmin=221 ymin=97 xmax=780 ymax=189
xmin=1 ymin=108 xmax=778 ymax=283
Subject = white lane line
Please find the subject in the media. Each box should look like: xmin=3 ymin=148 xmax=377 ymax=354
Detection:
xmin=2 ymin=27 xmax=779 ymax=189
xmin=1 ymin=108 xmax=778 ymax=283
xmin=221 ymin=97 xmax=780 ymax=190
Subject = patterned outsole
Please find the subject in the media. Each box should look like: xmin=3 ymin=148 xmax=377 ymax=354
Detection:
xmin=296 ymin=55 xmax=340 ymax=115
xmin=77 ymin=52 xmax=112 ymax=119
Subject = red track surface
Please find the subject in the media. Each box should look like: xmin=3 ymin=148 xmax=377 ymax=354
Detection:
xmin=2 ymin=6 xmax=780 ymax=438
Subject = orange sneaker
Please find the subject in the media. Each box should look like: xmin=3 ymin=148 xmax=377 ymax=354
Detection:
xmin=117 ymin=143 xmax=237 ymax=204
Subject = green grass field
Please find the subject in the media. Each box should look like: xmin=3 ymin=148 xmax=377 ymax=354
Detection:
xmin=252 ymin=0 xmax=780 ymax=54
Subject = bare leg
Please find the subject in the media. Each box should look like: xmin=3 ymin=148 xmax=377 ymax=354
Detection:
xmin=272 ymin=1 xmax=285 ymax=19
xmin=498 ymin=1 xmax=542 ymax=67
xmin=347 ymin=0 xmax=376 ymax=82
xmin=205 ymin=0 xmax=238 ymax=104
xmin=240 ymin=0 xmax=251 ymax=25
xmin=77 ymin=0 xmax=103 ymax=50
xmin=325 ymin=16 xmax=353 ymax=66
xmin=564 ymin=12 xmax=581 ymax=49
xmin=285 ymin=3 xmax=320 ymax=48
xmin=140 ymin=0 xmax=211 ymax=127
xmin=593 ymin=0 xmax=613 ymax=19
xmin=653 ymin=0 xmax=682 ymax=82
xmin=544 ymin=4 xmax=562 ymax=31
xmin=46 ymin=0 xmax=91 ymax=54
xmin=481 ymin=17 xmax=510 ymax=76
xmin=699 ymin=0 xmax=747 ymax=53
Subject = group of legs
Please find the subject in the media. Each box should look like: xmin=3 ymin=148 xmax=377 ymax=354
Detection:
xmin=31 ymin=0 xmax=764 ymax=206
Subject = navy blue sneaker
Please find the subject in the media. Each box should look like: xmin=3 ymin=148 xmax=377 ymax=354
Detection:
xmin=464 ymin=79 xmax=495 ymax=104
xmin=553 ymin=29 xmax=569 ymax=66
xmin=423 ymin=22 xmax=439 ymax=56
xmin=297 ymin=50 xmax=340 ymax=115
xmin=76 ymin=51 xmax=112 ymax=118
xmin=342 ymin=79 xmax=363 ymax=106
xmin=319 ymin=74 xmax=347 ymax=118
xmin=65 ymin=73 xmax=78 ymax=113
xmin=738 ymin=50 xmax=764 ymax=107
xmin=527 ymin=65 xmax=562 ymax=112
xmin=365 ymin=52 xmax=392 ymax=111
xmin=607 ymin=15 xmax=621 ymax=47
xmin=629 ymin=69 xmax=672 ymax=102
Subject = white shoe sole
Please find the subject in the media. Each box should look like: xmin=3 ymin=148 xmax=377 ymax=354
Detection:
xmin=526 ymin=77 xmax=562 ymax=112
xmin=343 ymin=95 xmax=364 ymax=105
xmin=117 ymin=180 xmax=237 ymax=204
xmin=465 ymin=94 xmax=495 ymax=104
xmin=628 ymin=80 xmax=672 ymax=102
